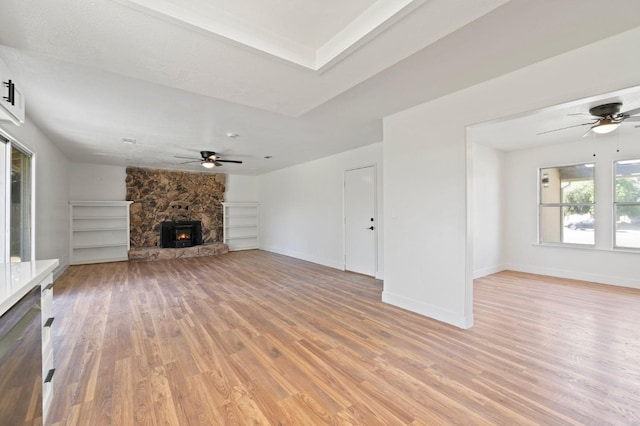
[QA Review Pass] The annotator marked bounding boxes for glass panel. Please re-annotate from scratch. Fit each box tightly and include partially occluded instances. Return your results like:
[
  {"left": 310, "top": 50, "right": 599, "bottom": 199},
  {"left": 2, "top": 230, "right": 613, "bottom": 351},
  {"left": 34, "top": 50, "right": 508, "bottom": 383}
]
[
  {"left": 614, "top": 159, "right": 640, "bottom": 249},
  {"left": 540, "top": 163, "right": 595, "bottom": 203},
  {"left": 540, "top": 206, "right": 594, "bottom": 245},
  {"left": 10, "top": 146, "right": 31, "bottom": 262},
  {"left": 615, "top": 205, "right": 640, "bottom": 248},
  {"left": 615, "top": 159, "right": 640, "bottom": 202},
  {"left": 540, "top": 163, "right": 594, "bottom": 245}
]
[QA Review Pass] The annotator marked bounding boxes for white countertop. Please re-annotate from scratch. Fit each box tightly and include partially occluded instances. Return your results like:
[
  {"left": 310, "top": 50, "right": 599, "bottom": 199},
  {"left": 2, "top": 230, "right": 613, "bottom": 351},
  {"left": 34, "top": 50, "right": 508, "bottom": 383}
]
[{"left": 0, "top": 259, "right": 59, "bottom": 317}]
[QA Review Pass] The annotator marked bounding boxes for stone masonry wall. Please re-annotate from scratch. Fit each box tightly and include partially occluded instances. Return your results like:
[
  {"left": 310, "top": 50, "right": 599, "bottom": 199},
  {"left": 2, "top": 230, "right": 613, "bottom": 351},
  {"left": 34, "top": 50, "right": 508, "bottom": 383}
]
[{"left": 126, "top": 167, "right": 226, "bottom": 248}]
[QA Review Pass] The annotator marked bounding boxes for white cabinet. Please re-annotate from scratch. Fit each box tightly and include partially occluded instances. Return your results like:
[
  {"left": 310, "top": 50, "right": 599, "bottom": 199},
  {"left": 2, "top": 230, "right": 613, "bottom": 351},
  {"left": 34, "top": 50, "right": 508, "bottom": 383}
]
[
  {"left": 70, "top": 201, "right": 132, "bottom": 264},
  {"left": 222, "top": 202, "right": 259, "bottom": 251},
  {"left": 40, "top": 270, "right": 55, "bottom": 422},
  {"left": 0, "top": 57, "right": 25, "bottom": 125},
  {"left": 0, "top": 259, "right": 58, "bottom": 424}
]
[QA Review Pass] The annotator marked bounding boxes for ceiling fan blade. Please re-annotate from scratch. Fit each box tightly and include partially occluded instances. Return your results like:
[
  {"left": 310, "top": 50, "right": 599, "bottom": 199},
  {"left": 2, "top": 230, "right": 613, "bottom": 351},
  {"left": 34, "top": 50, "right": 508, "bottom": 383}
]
[
  {"left": 567, "top": 112, "right": 597, "bottom": 118},
  {"left": 536, "top": 121, "right": 596, "bottom": 135},
  {"left": 179, "top": 160, "right": 200, "bottom": 164},
  {"left": 174, "top": 155, "right": 199, "bottom": 160},
  {"left": 622, "top": 106, "right": 640, "bottom": 117},
  {"left": 215, "top": 159, "right": 243, "bottom": 164},
  {"left": 582, "top": 126, "right": 596, "bottom": 137},
  {"left": 213, "top": 160, "right": 223, "bottom": 167},
  {"left": 624, "top": 116, "right": 640, "bottom": 122}
]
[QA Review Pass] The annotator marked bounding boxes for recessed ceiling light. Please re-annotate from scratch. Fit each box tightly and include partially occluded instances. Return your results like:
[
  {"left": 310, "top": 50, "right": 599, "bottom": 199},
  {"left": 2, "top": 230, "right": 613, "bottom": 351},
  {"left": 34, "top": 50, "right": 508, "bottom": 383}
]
[
  {"left": 121, "top": 138, "right": 136, "bottom": 144},
  {"left": 226, "top": 132, "right": 239, "bottom": 138}
]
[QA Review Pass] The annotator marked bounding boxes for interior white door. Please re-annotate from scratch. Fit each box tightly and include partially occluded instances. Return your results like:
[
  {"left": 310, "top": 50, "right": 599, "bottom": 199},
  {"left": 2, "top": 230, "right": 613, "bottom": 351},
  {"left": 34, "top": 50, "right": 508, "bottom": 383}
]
[{"left": 345, "top": 166, "right": 376, "bottom": 276}]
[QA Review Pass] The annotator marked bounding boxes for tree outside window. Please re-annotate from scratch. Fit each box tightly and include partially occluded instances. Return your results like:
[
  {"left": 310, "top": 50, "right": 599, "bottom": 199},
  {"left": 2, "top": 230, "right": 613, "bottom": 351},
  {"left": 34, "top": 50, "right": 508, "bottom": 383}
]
[{"left": 614, "top": 159, "right": 640, "bottom": 249}]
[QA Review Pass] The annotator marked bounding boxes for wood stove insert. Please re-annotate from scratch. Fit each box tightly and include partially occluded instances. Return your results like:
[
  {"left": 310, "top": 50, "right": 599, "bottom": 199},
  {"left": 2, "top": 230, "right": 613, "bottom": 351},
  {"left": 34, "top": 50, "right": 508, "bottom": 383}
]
[{"left": 160, "top": 221, "right": 202, "bottom": 248}]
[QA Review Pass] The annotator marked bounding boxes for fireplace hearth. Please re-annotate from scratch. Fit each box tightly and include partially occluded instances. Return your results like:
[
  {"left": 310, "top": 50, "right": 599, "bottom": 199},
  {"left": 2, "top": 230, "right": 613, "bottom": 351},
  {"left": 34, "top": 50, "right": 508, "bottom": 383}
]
[{"left": 160, "top": 221, "right": 203, "bottom": 248}]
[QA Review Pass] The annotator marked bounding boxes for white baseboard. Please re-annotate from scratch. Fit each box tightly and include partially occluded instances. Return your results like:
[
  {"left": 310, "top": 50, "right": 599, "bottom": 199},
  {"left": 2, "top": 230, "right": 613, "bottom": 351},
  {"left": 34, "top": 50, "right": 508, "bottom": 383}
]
[
  {"left": 381, "top": 291, "right": 472, "bottom": 329},
  {"left": 52, "top": 262, "right": 69, "bottom": 281},
  {"left": 260, "top": 245, "right": 344, "bottom": 271},
  {"left": 503, "top": 263, "right": 640, "bottom": 290},
  {"left": 375, "top": 269, "right": 384, "bottom": 280},
  {"left": 473, "top": 264, "right": 506, "bottom": 279}
]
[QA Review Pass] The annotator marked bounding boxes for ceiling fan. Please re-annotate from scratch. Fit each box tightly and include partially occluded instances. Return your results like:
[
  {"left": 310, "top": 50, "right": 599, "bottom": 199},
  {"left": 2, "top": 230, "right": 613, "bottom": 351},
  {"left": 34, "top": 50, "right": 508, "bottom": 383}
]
[
  {"left": 175, "top": 151, "right": 243, "bottom": 169},
  {"left": 538, "top": 102, "right": 640, "bottom": 136}
]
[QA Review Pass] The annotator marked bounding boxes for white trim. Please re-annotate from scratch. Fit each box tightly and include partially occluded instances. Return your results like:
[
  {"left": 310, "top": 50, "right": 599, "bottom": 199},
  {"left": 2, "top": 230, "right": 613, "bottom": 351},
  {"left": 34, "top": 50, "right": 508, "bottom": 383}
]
[
  {"left": 381, "top": 290, "right": 472, "bottom": 330},
  {"left": 464, "top": 135, "right": 474, "bottom": 329},
  {"left": 473, "top": 264, "right": 506, "bottom": 279},
  {"left": 1, "top": 140, "right": 9, "bottom": 262},
  {"left": 2, "top": 135, "right": 35, "bottom": 263},
  {"left": 68, "top": 200, "right": 133, "bottom": 206},
  {"left": 261, "top": 245, "right": 344, "bottom": 271},
  {"left": 503, "top": 263, "right": 640, "bottom": 290}
]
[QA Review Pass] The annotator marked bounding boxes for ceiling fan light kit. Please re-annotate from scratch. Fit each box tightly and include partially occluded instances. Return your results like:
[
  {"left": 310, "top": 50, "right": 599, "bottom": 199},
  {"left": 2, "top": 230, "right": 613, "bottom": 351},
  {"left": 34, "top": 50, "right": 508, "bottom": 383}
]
[
  {"left": 591, "top": 118, "right": 621, "bottom": 134},
  {"left": 538, "top": 102, "right": 640, "bottom": 137},
  {"left": 174, "top": 150, "right": 243, "bottom": 169}
]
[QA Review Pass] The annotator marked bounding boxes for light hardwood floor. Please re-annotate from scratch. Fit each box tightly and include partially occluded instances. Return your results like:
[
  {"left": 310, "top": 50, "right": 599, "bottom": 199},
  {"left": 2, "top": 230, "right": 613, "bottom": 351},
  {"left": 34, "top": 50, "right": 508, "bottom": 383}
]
[{"left": 48, "top": 250, "right": 640, "bottom": 425}]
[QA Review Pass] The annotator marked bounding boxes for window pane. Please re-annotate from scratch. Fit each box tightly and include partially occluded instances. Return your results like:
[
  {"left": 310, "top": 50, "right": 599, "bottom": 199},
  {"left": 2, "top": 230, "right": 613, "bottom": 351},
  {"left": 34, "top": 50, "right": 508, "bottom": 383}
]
[
  {"left": 540, "top": 163, "right": 595, "bottom": 202},
  {"left": 615, "top": 159, "right": 640, "bottom": 202},
  {"left": 540, "top": 206, "right": 594, "bottom": 245},
  {"left": 615, "top": 205, "right": 640, "bottom": 248},
  {"left": 10, "top": 146, "right": 31, "bottom": 262},
  {"left": 540, "top": 163, "right": 594, "bottom": 246},
  {"left": 614, "top": 159, "right": 640, "bottom": 249}
]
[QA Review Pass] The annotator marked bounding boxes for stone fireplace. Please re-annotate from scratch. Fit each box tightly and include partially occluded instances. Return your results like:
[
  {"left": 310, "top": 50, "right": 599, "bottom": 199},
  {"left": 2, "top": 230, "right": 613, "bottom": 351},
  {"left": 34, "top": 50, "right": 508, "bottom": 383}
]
[{"left": 126, "top": 167, "right": 228, "bottom": 261}]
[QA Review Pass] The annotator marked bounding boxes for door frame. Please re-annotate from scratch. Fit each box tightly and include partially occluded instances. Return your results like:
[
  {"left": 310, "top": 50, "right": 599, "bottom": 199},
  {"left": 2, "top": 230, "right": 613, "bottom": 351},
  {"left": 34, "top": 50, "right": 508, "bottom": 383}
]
[{"left": 343, "top": 164, "right": 378, "bottom": 276}]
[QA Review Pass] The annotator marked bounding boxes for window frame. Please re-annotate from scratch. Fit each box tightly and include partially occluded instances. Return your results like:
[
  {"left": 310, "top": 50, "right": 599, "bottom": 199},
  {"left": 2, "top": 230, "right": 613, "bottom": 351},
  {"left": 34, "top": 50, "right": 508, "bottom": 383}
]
[
  {"left": 538, "top": 162, "right": 596, "bottom": 246},
  {"left": 1, "top": 129, "right": 35, "bottom": 263},
  {"left": 613, "top": 158, "right": 640, "bottom": 250}
]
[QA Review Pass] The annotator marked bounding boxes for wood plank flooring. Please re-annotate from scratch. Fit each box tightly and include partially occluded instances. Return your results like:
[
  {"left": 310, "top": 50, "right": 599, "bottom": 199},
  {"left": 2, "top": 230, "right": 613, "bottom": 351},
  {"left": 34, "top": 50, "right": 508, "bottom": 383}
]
[{"left": 47, "top": 251, "right": 640, "bottom": 425}]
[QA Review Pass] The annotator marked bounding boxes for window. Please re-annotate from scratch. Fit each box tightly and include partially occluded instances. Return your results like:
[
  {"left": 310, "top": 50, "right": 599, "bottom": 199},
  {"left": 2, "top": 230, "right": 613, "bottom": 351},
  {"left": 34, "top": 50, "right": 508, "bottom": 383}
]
[
  {"left": 614, "top": 159, "right": 640, "bottom": 249},
  {"left": 1, "top": 134, "right": 33, "bottom": 262},
  {"left": 539, "top": 163, "right": 595, "bottom": 245},
  {"left": 10, "top": 145, "right": 32, "bottom": 261}
]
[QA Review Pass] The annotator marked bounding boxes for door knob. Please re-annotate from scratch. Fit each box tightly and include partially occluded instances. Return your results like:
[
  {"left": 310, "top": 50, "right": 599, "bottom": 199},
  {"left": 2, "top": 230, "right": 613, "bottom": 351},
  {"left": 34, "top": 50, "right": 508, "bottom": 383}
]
[{"left": 367, "top": 226, "right": 374, "bottom": 230}]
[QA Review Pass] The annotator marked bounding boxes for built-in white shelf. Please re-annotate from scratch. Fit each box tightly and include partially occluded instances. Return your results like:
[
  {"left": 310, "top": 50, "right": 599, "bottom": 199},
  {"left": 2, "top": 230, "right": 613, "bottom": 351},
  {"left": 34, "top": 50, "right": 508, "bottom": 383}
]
[
  {"left": 70, "top": 201, "right": 132, "bottom": 264},
  {"left": 222, "top": 202, "right": 259, "bottom": 251}
]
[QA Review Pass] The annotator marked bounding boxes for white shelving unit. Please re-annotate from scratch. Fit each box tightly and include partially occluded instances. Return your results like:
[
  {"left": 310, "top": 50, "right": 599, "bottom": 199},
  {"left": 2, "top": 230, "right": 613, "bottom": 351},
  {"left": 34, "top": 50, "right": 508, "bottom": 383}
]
[
  {"left": 69, "top": 201, "right": 132, "bottom": 264},
  {"left": 222, "top": 202, "right": 259, "bottom": 251}
]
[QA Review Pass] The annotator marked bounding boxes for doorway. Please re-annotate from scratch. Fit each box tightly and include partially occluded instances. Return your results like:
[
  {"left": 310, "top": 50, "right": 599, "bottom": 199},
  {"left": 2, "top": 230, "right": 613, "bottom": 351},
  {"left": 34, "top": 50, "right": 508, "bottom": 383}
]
[{"left": 344, "top": 165, "right": 376, "bottom": 276}]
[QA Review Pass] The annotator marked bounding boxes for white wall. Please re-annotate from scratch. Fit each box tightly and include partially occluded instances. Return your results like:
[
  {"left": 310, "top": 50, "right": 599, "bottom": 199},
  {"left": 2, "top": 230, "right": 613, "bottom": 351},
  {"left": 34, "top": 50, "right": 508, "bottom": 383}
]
[
  {"left": 503, "top": 135, "right": 640, "bottom": 289},
  {"left": 70, "top": 164, "right": 259, "bottom": 204},
  {"left": 471, "top": 142, "right": 504, "bottom": 278},
  {"left": 225, "top": 174, "right": 259, "bottom": 202},
  {"left": 383, "top": 26, "right": 640, "bottom": 329},
  {"left": 258, "top": 142, "right": 383, "bottom": 277},
  {"left": 70, "top": 163, "right": 126, "bottom": 200},
  {"left": 0, "top": 120, "right": 70, "bottom": 277}
]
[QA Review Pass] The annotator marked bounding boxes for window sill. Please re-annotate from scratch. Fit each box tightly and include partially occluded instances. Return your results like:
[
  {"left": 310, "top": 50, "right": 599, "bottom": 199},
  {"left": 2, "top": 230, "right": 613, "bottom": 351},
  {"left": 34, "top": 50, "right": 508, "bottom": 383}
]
[{"left": 533, "top": 242, "right": 640, "bottom": 254}]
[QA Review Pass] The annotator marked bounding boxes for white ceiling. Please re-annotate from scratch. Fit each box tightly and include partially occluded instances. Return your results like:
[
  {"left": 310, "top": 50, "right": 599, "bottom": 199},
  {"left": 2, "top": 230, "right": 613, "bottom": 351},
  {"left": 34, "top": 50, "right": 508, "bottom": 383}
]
[
  {"left": 472, "top": 86, "right": 640, "bottom": 152},
  {"left": 2, "top": 0, "right": 640, "bottom": 175},
  {"left": 115, "top": 0, "right": 428, "bottom": 70}
]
